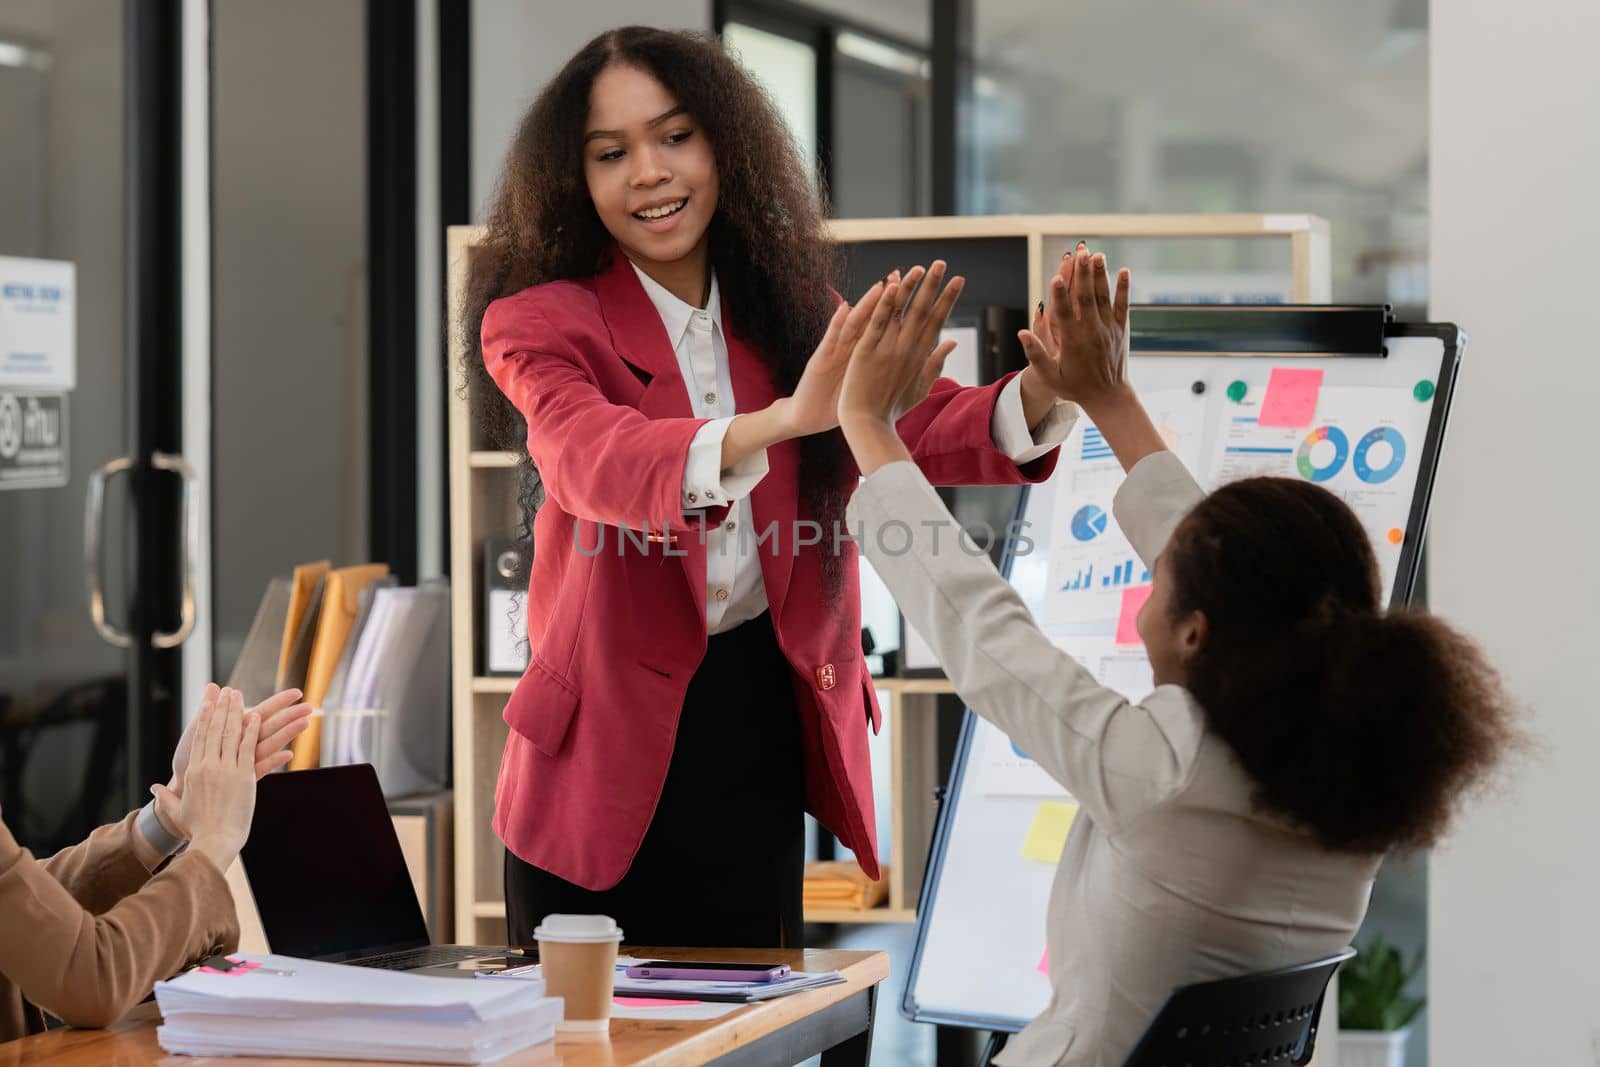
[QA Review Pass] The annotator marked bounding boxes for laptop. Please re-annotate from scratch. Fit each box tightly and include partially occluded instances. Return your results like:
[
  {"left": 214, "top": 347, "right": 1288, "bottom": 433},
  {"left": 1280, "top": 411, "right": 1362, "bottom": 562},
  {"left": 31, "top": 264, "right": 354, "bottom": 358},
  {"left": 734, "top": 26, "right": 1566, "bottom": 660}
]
[{"left": 241, "top": 763, "right": 529, "bottom": 976}]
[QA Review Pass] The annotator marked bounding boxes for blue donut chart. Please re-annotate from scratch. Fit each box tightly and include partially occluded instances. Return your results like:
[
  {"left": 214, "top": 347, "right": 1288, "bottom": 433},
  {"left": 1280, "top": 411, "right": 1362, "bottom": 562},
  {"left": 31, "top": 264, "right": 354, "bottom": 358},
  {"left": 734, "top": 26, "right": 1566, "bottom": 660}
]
[
  {"left": 1070, "top": 504, "right": 1108, "bottom": 542},
  {"left": 1353, "top": 426, "right": 1406, "bottom": 484},
  {"left": 1295, "top": 425, "right": 1349, "bottom": 483}
]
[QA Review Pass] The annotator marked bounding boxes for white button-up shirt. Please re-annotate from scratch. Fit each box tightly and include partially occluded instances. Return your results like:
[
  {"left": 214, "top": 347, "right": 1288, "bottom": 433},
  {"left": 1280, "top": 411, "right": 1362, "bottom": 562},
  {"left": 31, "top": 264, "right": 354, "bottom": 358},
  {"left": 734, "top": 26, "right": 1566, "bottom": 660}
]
[{"left": 630, "top": 260, "right": 1075, "bottom": 634}]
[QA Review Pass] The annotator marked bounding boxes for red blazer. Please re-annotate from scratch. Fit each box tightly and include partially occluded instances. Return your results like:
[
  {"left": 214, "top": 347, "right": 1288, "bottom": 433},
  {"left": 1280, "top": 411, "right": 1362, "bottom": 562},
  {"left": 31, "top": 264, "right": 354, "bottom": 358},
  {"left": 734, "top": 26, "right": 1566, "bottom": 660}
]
[{"left": 482, "top": 247, "right": 1058, "bottom": 890}]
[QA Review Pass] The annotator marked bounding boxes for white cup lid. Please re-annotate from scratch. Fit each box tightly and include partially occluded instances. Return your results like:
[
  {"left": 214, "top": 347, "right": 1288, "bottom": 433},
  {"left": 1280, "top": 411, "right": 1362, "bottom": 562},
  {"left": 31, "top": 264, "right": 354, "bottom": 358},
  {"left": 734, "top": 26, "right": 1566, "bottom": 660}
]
[{"left": 533, "top": 913, "right": 623, "bottom": 943}]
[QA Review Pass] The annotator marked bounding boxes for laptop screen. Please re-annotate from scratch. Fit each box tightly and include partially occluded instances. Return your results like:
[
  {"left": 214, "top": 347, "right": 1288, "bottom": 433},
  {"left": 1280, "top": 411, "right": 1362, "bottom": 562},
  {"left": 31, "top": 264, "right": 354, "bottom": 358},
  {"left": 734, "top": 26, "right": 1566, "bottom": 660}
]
[{"left": 241, "top": 764, "right": 431, "bottom": 961}]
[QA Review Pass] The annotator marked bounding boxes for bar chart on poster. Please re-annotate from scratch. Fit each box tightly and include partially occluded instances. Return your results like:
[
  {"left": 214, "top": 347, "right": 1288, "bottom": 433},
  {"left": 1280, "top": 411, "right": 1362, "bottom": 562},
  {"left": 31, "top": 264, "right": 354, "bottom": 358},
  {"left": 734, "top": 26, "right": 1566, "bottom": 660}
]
[{"left": 903, "top": 318, "right": 1462, "bottom": 1032}]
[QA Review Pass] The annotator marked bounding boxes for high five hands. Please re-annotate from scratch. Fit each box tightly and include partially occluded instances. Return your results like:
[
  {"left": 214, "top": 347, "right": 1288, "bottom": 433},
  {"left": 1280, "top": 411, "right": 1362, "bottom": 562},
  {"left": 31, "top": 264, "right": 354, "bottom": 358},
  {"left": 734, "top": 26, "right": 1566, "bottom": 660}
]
[
  {"left": 836, "top": 261, "right": 965, "bottom": 474},
  {"left": 778, "top": 273, "right": 895, "bottom": 438},
  {"left": 1018, "top": 241, "right": 1132, "bottom": 409},
  {"left": 1022, "top": 243, "right": 1165, "bottom": 472},
  {"left": 819, "top": 244, "right": 1139, "bottom": 476}
]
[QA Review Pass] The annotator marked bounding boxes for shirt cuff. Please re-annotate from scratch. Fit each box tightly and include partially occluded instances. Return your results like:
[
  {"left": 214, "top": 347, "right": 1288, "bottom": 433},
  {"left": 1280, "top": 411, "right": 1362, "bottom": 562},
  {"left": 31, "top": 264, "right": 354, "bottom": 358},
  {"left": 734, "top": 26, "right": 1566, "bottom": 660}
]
[
  {"left": 134, "top": 798, "right": 185, "bottom": 871},
  {"left": 991, "top": 374, "right": 1076, "bottom": 464},
  {"left": 680, "top": 416, "right": 770, "bottom": 509}
]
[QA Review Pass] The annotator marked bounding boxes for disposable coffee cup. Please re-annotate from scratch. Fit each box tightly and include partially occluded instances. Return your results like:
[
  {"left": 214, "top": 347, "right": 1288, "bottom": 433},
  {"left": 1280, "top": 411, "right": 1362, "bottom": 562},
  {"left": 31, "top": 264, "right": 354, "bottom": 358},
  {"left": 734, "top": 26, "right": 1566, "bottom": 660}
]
[{"left": 534, "top": 914, "right": 623, "bottom": 1039}]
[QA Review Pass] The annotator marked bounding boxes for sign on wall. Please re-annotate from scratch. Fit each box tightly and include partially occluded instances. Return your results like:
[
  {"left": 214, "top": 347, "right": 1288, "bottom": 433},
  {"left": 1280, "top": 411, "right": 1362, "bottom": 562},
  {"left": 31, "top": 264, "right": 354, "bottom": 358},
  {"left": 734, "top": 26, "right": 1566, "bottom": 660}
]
[
  {"left": 0, "top": 392, "right": 68, "bottom": 490},
  {"left": 0, "top": 256, "right": 77, "bottom": 391}
]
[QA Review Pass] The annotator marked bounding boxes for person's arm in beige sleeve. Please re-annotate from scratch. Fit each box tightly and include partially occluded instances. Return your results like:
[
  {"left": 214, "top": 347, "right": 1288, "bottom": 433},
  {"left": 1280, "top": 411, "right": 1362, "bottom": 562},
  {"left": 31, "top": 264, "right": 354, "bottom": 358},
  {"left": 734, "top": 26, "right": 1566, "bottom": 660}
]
[
  {"left": 32, "top": 807, "right": 174, "bottom": 920},
  {"left": 34, "top": 809, "right": 156, "bottom": 908},
  {"left": 838, "top": 251, "right": 1216, "bottom": 827},
  {"left": 0, "top": 688, "right": 264, "bottom": 1036},
  {"left": 0, "top": 814, "right": 239, "bottom": 1032},
  {"left": 38, "top": 684, "right": 309, "bottom": 918}
]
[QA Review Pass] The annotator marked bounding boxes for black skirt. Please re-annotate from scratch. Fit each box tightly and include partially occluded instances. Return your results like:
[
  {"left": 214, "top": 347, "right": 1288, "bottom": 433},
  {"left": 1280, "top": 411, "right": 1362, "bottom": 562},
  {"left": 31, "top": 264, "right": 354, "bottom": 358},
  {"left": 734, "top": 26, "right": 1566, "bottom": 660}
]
[{"left": 504, "top": 611, "right": 805, "bottom": 949}]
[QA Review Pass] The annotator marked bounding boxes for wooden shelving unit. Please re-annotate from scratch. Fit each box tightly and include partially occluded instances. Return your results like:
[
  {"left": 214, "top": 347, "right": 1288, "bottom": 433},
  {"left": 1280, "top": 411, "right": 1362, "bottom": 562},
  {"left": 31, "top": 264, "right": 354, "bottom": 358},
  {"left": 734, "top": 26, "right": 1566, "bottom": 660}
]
[{"left": 447, "top": 215, "right": 1330, "bottom": 942}]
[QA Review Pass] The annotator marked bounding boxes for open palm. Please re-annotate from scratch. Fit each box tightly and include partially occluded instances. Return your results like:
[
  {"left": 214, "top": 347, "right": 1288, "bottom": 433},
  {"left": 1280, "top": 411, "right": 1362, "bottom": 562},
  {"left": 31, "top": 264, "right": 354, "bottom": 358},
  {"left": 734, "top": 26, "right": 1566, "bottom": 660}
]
[
  {"left": 1017, "top": 244, "right": 1131, "bottom": 407},
  {"left": 169, "top": 683, "right": 312, "bottom": 793},
  {"left": 782, "top": 276, "right": 893, "bottom": 437}
]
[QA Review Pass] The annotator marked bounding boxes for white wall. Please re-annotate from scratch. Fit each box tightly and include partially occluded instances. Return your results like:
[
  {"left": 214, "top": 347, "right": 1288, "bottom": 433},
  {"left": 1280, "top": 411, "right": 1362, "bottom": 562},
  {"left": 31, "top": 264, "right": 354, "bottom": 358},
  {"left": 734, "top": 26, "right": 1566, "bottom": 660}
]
[
  {"left": 1428, "top": 2, "right": 1600, "bottom": 1064},
  {"left": 470, "top": 0, "right": 711, "bottom": 219}
]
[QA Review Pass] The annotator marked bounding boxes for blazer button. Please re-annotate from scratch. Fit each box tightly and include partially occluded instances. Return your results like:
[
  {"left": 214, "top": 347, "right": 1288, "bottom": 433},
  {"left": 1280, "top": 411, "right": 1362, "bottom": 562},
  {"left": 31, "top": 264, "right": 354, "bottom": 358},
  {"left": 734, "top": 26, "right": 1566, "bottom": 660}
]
[
  {"left": 816, "top": 663, "right": 836, "bottom": 690},
  {"left": 715, "top": 588, "right": 730, "bottom": 602},
  {"left": 687, "top": 492, "right": 698, "bottom": 503}
]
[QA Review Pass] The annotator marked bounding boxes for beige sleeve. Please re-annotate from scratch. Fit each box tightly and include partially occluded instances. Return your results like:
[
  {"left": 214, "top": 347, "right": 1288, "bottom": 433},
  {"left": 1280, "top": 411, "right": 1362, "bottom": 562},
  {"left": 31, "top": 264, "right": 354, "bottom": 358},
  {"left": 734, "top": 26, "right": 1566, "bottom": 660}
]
[
  {"left": 847, "top": 462, "right": 1207, "bottom": 830},
  {"left": 0, "top": 812, "right": 239, "bottom": 1029},
  {"left": 1111, "top": 450, "right": 1208, "bottom": 568}
]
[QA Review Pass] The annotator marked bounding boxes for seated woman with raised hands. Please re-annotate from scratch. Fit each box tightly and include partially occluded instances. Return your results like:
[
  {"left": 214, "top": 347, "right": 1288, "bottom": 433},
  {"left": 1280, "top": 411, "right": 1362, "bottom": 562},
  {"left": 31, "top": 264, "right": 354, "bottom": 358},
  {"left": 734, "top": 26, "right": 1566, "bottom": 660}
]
[
  {"left": 0, "top": 685, "right": 309, "bottom": 1039},
  {"left": 835, "top": 247, "right": 1520, "bottom": 1067}
]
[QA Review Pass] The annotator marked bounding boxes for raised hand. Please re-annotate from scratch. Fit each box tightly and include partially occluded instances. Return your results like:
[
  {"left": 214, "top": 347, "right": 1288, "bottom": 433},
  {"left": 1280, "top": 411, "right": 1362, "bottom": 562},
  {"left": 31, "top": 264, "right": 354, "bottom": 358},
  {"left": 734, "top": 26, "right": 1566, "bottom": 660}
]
[
  {"left": 1018, "top": 242, "right": 1131, "bottom": 408},
  {"left": 777, "top": 276, "right": 892, "bottom": 438},
  {"left": 170, "top": 684, "right": 312, "bottom": 792},
  {"left": 838, "top": 261, "right": 965, "bottom": 430},
  {"left": 153, "top": 688, "right": 260, "bottom": 871},
  {"left": 159, "top": 683, "right": 310, "bottom": 841}
]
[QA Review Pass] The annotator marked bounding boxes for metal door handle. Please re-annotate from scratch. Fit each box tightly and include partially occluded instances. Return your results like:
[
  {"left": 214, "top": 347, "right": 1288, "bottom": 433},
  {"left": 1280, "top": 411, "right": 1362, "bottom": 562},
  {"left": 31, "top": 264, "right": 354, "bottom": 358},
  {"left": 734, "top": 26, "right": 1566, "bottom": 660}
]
[
  {"left": 151, "top": 451, "right": 197, "bottom": 649},
  {"left": 85, "top": 456, "right": 136, "bottom": 648}
]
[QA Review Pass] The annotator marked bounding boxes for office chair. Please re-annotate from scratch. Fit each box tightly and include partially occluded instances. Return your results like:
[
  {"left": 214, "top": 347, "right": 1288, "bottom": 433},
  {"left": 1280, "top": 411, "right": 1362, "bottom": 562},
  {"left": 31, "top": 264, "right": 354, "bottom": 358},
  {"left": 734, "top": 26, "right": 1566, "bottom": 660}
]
[{"left": 1119, "top": 948, "right": 1356, "bottom": 1067}]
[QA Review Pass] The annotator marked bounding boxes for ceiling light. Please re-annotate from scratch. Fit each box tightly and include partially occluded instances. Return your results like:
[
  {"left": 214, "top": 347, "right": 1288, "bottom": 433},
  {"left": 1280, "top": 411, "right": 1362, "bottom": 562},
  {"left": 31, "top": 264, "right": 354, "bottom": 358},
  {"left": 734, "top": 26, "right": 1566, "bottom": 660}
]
[{"left": 837, "top": 32, "right": 926, "bottom": 79}]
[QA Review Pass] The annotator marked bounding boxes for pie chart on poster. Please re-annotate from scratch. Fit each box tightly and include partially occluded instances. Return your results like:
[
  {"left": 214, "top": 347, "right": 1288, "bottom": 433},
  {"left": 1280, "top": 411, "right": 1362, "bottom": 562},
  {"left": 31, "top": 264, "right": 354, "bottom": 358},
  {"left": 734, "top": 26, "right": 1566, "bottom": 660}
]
[
  {"left": 1354, "top": 426, "right": 1406, "bottom": 484},
  {"left": 1296, "top": 425, "right": 1349, "bottom": 483},
  {"left": 1070, "top": 505, "right": 1108, "bottom": 542}
]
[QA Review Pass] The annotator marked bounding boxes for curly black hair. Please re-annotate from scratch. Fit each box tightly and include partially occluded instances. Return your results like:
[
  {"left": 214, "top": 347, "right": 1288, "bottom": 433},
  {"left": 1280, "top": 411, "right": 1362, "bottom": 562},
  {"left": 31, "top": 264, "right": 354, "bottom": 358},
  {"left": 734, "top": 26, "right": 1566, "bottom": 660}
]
[
  {"left": 1164, "top": 476, "right": 1523, "bottom": 854},
  {"left": 459, "top": 26, "right": 851, "bottom": 598}
]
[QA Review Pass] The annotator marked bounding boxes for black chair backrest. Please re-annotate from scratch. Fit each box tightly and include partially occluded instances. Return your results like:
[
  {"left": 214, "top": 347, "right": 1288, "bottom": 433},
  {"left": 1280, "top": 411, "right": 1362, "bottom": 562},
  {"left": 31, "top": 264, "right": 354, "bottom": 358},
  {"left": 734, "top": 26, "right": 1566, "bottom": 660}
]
[{"left": 1120, "top": 949, "right": 1356, "bottom": 1067}]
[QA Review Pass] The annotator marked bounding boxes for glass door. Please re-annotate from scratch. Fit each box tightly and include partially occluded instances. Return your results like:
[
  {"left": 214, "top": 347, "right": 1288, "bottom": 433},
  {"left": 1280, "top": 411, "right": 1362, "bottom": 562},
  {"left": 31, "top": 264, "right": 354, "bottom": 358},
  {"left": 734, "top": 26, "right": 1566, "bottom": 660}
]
[{"left": 0, "top": 0, "right": 187, "bottom": 852}]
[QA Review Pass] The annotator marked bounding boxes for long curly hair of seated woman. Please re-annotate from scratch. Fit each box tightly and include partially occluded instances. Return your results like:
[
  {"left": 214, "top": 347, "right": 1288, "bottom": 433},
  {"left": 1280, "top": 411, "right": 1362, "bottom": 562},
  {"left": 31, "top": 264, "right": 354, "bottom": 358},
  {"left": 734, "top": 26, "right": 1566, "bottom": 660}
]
[
  {"left": 460, "top": 26, "right": 850, "bottom": 598},
  {"left": 1162, "top": 476, "right": 1523, "bottom": 854}
]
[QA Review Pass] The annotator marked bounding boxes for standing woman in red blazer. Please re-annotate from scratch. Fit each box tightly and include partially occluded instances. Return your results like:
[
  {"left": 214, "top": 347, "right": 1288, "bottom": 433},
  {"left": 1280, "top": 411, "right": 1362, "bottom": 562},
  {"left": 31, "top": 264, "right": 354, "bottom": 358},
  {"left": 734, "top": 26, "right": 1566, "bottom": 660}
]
[{"left": 465, "top": 26, "right": 1073, "bottom": 950}]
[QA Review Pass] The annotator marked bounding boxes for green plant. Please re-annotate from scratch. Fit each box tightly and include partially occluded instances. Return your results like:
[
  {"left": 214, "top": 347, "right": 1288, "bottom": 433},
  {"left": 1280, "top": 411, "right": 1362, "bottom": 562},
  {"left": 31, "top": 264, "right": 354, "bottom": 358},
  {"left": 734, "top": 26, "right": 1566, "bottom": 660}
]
[{"left": 1338, "top": 936, "right": 1425, "bottom": 1032}]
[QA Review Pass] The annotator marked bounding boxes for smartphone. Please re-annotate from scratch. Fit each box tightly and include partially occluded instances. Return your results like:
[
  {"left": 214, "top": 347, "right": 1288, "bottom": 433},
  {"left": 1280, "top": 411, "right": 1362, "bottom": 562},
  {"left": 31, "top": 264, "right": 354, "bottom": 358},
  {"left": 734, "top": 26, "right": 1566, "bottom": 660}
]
[{"left": 624, "top": 960, "right": 791, "bottom": 983}]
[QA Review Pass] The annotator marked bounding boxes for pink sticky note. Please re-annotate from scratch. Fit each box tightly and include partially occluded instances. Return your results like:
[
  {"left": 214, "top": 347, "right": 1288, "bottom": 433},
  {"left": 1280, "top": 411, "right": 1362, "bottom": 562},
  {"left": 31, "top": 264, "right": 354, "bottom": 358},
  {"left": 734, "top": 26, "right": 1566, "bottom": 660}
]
[
  {"left": 1257, "top": 367, "right": 1324, "bottom": 428},
  {"left": 615, "top": 996, "right": 702, "bottom": 1008},
  {"left": 1116, "top": 585, "right": 1154, "bottom": 646},
  {"left": 1037, "top": 949, "right": 1050, "bottom": 975}
]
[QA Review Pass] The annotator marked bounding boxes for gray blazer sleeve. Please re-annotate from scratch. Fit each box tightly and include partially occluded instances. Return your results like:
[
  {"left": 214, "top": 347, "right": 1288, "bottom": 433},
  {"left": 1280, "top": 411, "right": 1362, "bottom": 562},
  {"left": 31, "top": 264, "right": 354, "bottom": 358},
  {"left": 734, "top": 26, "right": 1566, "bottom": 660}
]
[
  {"left": 847, "top": 451, "right": 1209, "bottom": 831},
  {"left": 1112, "top": 450, "right": 1208, "bottom": 570}
]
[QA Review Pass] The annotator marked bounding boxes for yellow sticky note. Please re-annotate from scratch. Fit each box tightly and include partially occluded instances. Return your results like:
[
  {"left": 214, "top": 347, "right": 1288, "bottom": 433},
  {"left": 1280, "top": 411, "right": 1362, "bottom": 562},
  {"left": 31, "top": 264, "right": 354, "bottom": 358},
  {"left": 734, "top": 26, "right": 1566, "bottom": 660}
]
[{"left": 1021, "top": 801, "right": 1079, "bottom": 864}]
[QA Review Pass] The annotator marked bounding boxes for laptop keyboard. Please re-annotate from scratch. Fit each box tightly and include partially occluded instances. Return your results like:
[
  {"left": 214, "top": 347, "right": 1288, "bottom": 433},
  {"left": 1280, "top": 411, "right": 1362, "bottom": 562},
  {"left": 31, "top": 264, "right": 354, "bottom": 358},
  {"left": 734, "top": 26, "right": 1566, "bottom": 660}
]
[{"left": 352, "top": 945, "right": 495, "bottom": 971}]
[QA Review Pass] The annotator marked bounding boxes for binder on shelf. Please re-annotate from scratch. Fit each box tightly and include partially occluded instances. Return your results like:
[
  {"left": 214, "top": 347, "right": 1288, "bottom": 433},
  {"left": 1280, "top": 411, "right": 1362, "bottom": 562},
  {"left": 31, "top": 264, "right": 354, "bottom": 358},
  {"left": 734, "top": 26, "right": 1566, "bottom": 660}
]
[
  {"left": 305, "top": 564, "right": 392, "bottom": 706},
  {"left": 294, "top": 563, "right": 392, "bottom": 770},
  {"left": 323, "top": 581, "right": 452, "bottom": 797},
  {"left": 275, "top": 561, "right": 330, "bottom": 692},
  {"left": 227, "top": 577, "right": 292, "bottom": 705},
  {"left": 320, "top": 574, "right": 398, "bottom": 723},
  {"left": 481, "top": 536, "right": 529, "bottom": 676}
]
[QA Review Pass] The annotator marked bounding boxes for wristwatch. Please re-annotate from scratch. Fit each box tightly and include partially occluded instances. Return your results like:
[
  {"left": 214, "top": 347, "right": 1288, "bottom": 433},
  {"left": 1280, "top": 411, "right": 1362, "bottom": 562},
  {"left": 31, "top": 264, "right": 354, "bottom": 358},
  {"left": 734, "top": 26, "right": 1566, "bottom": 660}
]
[{"left": 137, "top": 798, "right": 186, "bottom": 857}]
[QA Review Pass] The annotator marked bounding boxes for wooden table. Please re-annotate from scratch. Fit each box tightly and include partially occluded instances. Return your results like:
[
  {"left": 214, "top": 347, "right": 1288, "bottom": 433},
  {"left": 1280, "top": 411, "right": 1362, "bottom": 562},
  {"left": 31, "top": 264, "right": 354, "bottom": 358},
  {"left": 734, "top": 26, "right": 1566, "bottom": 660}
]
[{"left": 0, "top": 948, "right": 890, "bottom": 1067}]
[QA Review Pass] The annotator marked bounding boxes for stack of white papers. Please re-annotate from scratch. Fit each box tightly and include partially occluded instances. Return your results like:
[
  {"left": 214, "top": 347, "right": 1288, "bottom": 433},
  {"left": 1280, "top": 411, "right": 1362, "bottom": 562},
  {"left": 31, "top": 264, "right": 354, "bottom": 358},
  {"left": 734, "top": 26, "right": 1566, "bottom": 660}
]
[{"left": 155, "top": 954, "right": 563, "bottom": 1064}]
